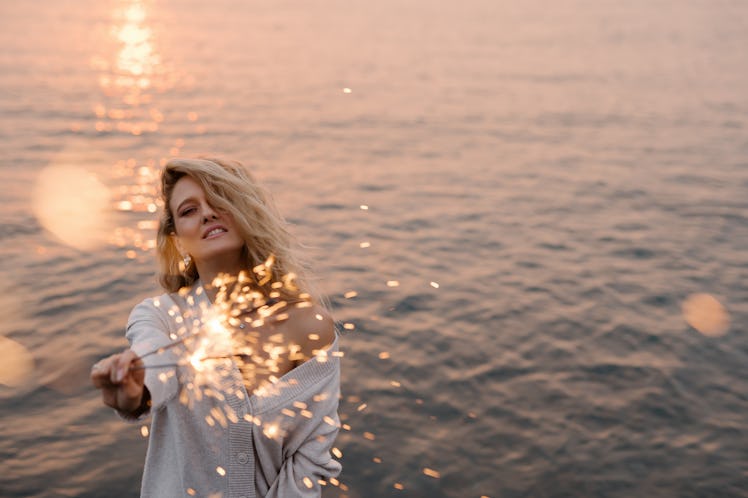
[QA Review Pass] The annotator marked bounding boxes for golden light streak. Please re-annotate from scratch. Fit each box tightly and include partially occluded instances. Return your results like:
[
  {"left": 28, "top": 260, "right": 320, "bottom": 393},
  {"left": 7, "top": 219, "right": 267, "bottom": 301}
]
[
  {"left": 323, "top": 416, "right": 338, "bottom": 427},
  {"left": 393, "top": 483, "right": 404, "bottom": 490},
  {"left": 216, "top": 466, "right": 226, "bottom": 476},
  {"left": 344, "top": 291, "right": 358, "bottom": 299},
  {"left": 343, "top": 323, "right": 355, "bottom": 330},
  {"left": 343, "top": 88, "right": 352, "bottom": 93},
  {"left": 303, "top": 477, "right": 314, "bottom": 489},
  {"left": 0, "top": 336, "right": 34, "bottom": 387},
  {"left": 187, "top": 488, "right": 196, "bottom": 496},
  {"left": 373, "top": 457, "right": 382, "bottom": 464},
  {"left": 357, "top": 403, "right": 367, "bottom": 412},
  {"left": 378, "top": 352, "right": 390, "bottom": 360},
  {"left": 682, "top": 293, "right": 730, "bottom": 337},
  {"left": 332, "top": 447, "right": 342, "bottom": 458},
  {"left": 359, "top": 241, "right": 371, "bottom": 248},
  {"left": 360, "top": 205, "right": 368, "bottom": 210},
  {"left": 390, "top": 380, "right": 401, "bottom": 387},
  {"left": 363, "top": 432, "right": 376, "bottom": 440},
  {"left": 140, "top": 426, "right": 149, "bottom": 437},
  {"left": 430, "top": 281, "right": 440, "bottom": 288},
  {"left": 423, "top": 468, "right": 441, "bottom": 479},
  {"left": 386, "top": 280, "right": 400, "bottom": 287},
  {"left": 329, "top": 477, "right": 340, "bottom": 486}
]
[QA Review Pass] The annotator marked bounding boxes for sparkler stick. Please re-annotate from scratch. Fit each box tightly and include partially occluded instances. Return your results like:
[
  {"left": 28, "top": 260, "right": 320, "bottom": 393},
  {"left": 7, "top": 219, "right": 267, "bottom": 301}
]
[
  {"left": 132, "top": 355, "right": 234, "bottom": 370},
  {"left": 133, "top": 297, "right": 308, "bottom": 361}
]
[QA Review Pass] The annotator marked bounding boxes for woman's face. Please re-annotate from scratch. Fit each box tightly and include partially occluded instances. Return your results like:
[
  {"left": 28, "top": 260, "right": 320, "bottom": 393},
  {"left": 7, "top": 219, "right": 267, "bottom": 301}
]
[{"left": 169, "top": 175, "right": 244, "bottom": 268}]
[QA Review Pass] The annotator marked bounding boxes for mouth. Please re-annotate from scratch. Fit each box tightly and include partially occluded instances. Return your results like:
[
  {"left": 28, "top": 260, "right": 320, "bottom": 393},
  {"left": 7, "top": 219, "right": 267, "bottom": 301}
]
[{"left": 203, "top": 226, "right": 228, "bottom": 239}]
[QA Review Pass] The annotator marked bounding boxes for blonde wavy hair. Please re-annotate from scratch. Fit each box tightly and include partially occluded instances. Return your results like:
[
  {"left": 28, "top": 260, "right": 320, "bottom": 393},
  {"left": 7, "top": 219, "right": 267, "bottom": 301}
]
[{"left": 156, "top": 157, "right": 312, "bottom": 301}]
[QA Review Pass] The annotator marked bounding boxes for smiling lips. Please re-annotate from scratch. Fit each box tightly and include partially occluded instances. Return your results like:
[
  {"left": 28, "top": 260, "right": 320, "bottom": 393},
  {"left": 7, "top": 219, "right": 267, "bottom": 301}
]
[{"left": 203, "top": 225, "right": 228, "bottom": 239}]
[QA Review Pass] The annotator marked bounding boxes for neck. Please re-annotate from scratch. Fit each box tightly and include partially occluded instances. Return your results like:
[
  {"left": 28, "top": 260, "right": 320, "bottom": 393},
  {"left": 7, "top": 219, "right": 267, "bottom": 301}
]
[{"left": 195, "top": 257, "right": 245, "bottom": 303}]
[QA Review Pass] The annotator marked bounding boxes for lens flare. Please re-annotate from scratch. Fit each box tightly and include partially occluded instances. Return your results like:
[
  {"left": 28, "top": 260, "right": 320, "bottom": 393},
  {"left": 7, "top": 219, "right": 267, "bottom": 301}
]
[{"left": 33, "top": 164, "right": 111, "bottom": 250}]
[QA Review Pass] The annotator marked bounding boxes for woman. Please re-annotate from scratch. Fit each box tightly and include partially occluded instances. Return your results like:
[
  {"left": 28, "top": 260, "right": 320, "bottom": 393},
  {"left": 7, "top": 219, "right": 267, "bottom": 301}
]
[{"left": 91, "top": 158, "right": 341, "bottom": 498}]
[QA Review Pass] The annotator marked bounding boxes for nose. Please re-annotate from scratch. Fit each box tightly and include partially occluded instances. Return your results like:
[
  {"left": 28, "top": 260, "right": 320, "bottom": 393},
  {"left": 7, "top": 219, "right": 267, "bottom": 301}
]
[{"left": 201, "top": 202, "right": 219, "bottom": 223}]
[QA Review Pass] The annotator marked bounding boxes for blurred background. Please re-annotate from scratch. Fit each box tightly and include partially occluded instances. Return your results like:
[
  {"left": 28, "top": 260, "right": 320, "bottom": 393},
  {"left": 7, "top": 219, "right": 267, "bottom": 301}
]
[{"left": 1, "top": 0, "right": 747, "bottom": 496}]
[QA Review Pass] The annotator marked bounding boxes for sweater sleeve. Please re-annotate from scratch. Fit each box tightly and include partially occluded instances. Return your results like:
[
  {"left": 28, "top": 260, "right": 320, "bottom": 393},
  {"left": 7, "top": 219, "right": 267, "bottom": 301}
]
[
  {"left": 263, "top": 370, "right": 342, "bottom": 497},
  {"left": 125, "top": 298, "right": 180, "bottom": 413}
]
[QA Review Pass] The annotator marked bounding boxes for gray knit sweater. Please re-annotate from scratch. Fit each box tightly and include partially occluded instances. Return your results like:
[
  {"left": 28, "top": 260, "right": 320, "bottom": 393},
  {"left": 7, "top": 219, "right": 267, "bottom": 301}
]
[{"left": 125, "top": 284, "right": 342, "bottom": 498}]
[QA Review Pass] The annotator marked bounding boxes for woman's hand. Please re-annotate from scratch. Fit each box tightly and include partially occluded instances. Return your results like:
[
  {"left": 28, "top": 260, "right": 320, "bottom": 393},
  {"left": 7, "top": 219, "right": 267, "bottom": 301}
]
[{"left": 90, "top": 349, "right": 147, "bottom": 416}]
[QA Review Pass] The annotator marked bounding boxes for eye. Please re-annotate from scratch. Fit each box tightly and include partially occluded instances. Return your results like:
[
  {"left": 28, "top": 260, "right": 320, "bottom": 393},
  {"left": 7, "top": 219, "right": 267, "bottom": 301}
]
[{"left": 179, "top": 207, "right": 196, "bottom": 217}]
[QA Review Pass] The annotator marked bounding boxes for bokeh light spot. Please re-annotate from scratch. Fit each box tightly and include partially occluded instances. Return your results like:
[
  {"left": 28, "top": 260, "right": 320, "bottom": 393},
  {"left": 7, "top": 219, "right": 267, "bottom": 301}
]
[
  {"left": 33, "top": 164, "right": 111, "bottom": 250},
  {"left": 682, "top": 293, "right": 730, "bottom": 337},
  {"left": 0, "top": 336, "right": 34, "bottom": 387}
]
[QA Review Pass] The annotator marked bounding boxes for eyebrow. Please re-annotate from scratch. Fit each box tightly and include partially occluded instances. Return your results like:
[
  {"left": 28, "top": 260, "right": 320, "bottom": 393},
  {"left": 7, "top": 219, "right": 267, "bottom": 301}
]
[{"left": 175, "top": 197, "right": 198, "bottom": 214}]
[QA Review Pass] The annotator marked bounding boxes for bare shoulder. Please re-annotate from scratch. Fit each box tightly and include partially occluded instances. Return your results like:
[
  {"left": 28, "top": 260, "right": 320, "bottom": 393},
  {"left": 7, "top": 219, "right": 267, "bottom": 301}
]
[{"left": 286, "top": 303, "right": 336, "bottom": 358}]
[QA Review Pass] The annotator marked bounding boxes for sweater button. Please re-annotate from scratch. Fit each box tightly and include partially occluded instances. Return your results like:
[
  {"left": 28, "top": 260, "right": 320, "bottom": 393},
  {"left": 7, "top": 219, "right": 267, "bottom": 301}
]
[{"left": 236, "top": 452, "right": 248, "bottom": 464}]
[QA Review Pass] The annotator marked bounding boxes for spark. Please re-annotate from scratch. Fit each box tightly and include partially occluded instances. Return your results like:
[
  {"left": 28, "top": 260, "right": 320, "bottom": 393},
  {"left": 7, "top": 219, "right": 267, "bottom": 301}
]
[
  {"left": 359, "top": 241, "right": 371, "bottom": 248},
  {"left": 343, "top": 323, "right": 355, "bottom": 330},
  {"left": 357, "top": 403, "right": 367, "bottom": 412},
  {"left": 373, "top": 457, "right": 382, "bottom": 464},
  {"left": 423, "top": 467, "right": 441, "bottom": 479},
  {"left": 332, "top": 447, "right": 343, "bottom": 458},
  {"left": 216, "top": 466, "right": 226, "bottom": 476},
  {"left": 390, "top": 380, "right": 401, "bottom": 387},
  {"left": 378, "top": 352, "right": 390, "bottom": 360},
  {"left": 359, "top": 205, "right": 368, "bottom": 210},
  {"left": 386, "top": 280, "right": 399, "bottom": 287},
  {"left": 329, "top": 477, "right": 340, "bottom": 486},
  {"left": 394, "top": 483, "right": 404, "bottom": 490},
  {"left": 303, "top": 477, "right": 314, "bottom": 489},
  {"left": 186, "top": 488, "right": 196, "bottom": 496},
  {"left": 140, "top": 426, "right": 149, "bottom": 437},
  {"left": 363, "top": 432, "right": 376, "bottom": 440},
  {"left": 430, "top": 281, "right": 440, "bottom": 288},
  {"left": 344, "top": 291, "right": 358, "bottom": 299},
  {"left": 343, "top": 88, "right": 352, "bottom": 94}
]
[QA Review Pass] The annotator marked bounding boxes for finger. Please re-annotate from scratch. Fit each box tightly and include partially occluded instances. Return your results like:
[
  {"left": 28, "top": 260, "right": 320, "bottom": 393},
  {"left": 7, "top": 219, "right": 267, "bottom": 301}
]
[
  {"left": 109, "top": 353, "right": 123, "bottom": 384},
  {"left": 91, "top": 356, "right": 115, "bottom": 388},
  {"left": 114, "top": 349, "right": 140, "bottom": 383}
]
